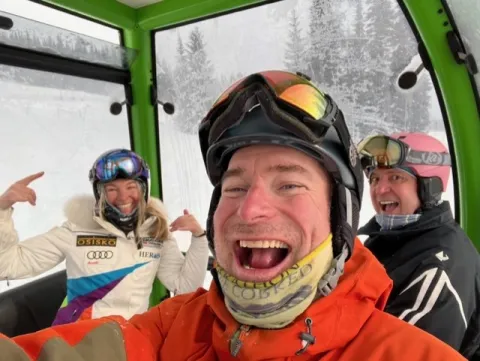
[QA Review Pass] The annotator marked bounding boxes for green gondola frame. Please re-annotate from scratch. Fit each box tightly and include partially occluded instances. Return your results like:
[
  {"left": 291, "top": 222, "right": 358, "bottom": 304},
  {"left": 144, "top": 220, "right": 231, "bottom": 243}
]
[{"left": 0, "top": 0, "right": 477, "bottom": 335}]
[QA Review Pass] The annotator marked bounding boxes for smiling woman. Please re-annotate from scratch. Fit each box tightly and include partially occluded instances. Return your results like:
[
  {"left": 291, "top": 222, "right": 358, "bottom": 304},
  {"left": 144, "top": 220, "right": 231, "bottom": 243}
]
[
  {"left": 0, "top": 148, "right": 210, "bottom": 326},
  {"left": 104, "top": 179, "right": 141, "bottom": 216}
]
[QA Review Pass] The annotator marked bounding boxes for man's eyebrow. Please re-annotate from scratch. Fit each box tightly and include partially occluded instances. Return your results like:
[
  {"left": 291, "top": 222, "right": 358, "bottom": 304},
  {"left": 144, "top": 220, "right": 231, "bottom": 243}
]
[
  {"left": 221, "top": 164, "right": 312, "bottom": 183},
  {"left": 374, "top": 168, "right": 401, "bottom": 176},
  {"left": 267, "top": 164, "right": 310, "bottom": 175},
  {"left": 221, "top": 167, "right": 245, "bottom": 183}
]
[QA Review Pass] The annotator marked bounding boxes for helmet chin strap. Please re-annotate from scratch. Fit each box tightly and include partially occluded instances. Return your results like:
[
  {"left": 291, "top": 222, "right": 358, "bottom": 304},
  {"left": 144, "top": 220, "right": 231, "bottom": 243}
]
[
  {"left": 106, "top": 201, "right": 136, "bottom": 217},
  {"left": 95, "top": 180, "right": 147, "bottom": 236},
  {"left": 103, "top": 202, "right": 139, "bottom": 235}
]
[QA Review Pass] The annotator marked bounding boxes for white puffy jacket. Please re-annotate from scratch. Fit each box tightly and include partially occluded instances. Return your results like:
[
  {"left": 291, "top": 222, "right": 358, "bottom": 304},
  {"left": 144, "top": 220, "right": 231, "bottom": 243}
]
[{"left": 0, "top": 195, "right": 209, "bottom": 324}]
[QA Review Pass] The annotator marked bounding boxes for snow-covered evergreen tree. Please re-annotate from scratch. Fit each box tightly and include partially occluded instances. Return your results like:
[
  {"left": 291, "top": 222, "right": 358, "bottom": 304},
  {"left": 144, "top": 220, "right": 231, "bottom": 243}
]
[
  {"left": 284, "top": 8, "right": 307, "bottom": 74},
  {"left": 174, "top": 27, "right": 215, "bottom": 133}
]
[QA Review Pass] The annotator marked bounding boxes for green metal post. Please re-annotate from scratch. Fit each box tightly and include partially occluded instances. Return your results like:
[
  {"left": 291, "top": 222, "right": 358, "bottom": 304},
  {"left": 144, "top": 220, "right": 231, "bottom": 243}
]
[
  {"left": 122, "top": 27, "right": 162, "bottom": 200},
  {"left": 123, "top": 26, "right": 168, "bottom": 304},
  {"left": 402, "top": 0, "right": 480, "bottom": 248}
]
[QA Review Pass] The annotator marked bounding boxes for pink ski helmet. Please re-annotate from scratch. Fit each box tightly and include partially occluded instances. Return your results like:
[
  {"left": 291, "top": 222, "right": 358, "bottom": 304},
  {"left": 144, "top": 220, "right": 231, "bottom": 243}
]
[
  {"left": 358, "top": 131, "right": 452, "bottom": 208},
  {"left": 390, "top": 132, "right": 451, "bottom": 191}
]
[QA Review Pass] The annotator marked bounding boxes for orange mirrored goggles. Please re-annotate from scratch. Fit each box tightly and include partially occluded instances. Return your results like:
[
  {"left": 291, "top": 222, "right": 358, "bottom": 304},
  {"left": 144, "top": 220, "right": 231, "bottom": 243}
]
[
  {"left": 210, "top": 70, "right": 329, "bottom": 121},
  {"left": 200, "top": 70, "right": 339, "bottom": 147}
]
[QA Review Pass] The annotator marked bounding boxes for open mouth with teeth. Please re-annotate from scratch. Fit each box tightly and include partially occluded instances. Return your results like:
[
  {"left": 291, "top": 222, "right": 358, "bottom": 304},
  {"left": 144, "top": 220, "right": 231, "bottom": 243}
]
[
  {"left": 380, "top": 200, "right": 399, "bottom": 213},
  {"left": 236, "top": 240, "right": 291, "bottom": 270},
  {"left": 114, "top": 203, "right": 136, "bottom": 215}
]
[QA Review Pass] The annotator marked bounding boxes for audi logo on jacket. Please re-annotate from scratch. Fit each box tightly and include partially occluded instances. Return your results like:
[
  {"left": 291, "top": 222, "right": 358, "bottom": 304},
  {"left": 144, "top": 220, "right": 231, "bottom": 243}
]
[{"left": 87, "top": 251, "right": 114, "bottom": 260}]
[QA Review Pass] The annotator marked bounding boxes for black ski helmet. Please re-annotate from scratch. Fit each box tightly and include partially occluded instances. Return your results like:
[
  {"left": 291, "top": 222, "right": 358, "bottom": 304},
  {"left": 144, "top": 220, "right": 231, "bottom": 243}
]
[{"left": 198, "top": 70, "right": 364, "bottom": 260}]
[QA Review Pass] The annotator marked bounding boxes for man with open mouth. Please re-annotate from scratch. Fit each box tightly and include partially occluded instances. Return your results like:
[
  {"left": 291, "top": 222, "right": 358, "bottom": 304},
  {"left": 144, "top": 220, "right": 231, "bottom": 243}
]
[
  {"left": 0, "top": 72, "right": 465, "bottom": 360},
  {"left": 357, "top": 132, "right": 480, "bottom": 360}
]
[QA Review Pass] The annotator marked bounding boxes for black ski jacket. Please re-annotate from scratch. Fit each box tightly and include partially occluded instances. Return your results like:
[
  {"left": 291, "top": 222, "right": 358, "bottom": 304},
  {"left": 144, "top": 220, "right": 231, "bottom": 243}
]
[{"left": 359, "top": 202, "right": 480, "bottom": 360}]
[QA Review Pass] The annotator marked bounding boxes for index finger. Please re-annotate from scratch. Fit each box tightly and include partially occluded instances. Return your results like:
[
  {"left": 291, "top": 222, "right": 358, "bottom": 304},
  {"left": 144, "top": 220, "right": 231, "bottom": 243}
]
[{"left": 17, "top": 171, "right": 45, "bottom": 186}]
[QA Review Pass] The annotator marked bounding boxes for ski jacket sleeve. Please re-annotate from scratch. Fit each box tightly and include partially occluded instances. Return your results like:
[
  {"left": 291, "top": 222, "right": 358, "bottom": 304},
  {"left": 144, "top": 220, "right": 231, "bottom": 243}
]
[
  {"left": 0, "top": 208, "right": 69, "bottom": 279},
  {"left": 155, "top": 234, "right": 209, "bottom": 295},
  {"left": 0, "top": 316, "right": 156, "bottom": 361},
  {"left": 0, "top": 291, "right": 199, "bottom": 361},
  {"left": 386, "top": 255, "right": 473, "bottom": 352}
]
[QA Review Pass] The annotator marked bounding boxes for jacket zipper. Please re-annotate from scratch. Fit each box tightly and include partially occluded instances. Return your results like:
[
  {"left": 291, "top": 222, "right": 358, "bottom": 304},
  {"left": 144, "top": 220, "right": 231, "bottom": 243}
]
[{"left": 230, "top": 324, "right": 251, "bottom": 357}]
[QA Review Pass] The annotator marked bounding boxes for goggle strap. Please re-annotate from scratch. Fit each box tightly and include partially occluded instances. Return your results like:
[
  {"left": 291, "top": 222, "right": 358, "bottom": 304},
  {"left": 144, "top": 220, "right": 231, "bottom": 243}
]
[
  {"left": 208, "top": 89, "right": 250, "bottom": 144},
  {"left": 209, "top": 84, "right": 323, "bottom": 145},
  {"left": 256, "top": 91, "right": 319, "bottom": 142},
  {"left": 208, "top": 81, "right": 271, "bottom": 144},
  {"left": 317, "top": 94, "right": 338, "bottom": 127},
  {"left": 406, "top": 150, "right": 451, "bottom": 166},
  {"left": 330, "top": 109, "right": 358, "bottom": 166}
]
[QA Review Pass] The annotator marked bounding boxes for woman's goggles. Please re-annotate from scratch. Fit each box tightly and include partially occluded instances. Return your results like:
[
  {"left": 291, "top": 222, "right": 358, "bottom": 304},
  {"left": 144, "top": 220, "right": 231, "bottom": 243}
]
[{"left": 90, "top": 151, "right": 149, "bottom": 183}]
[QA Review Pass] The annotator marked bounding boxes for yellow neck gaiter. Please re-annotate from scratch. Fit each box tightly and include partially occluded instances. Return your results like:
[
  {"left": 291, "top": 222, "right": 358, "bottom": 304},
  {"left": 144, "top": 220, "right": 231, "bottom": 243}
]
[{"left": 216, "top": 234, "right": 334, "bottom": 329}]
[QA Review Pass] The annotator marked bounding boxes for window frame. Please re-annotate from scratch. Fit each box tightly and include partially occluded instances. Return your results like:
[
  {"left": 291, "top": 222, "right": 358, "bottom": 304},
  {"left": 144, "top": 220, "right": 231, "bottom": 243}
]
[{"left": 150, "top": 0, "right": 460, "bottom": 222}]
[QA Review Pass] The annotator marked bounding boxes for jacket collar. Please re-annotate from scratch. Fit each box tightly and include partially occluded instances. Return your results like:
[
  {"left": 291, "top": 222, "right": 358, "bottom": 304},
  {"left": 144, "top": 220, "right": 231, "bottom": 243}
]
[
  {"left": 359, "top": 201, "right": 453, "bottom": 238},
  {"left": 206, "top": 239, "right": 392, "bottom": 358},
  {"left": 63, "top": 194, "right": 157, "bottom": 237},
  {"left": 359, "top": 201, "right": 454, "bottom": 256}
]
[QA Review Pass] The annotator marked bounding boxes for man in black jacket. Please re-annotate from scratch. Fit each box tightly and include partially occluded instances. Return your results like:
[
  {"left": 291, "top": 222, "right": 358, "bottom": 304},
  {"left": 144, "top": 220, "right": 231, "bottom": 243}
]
[{"left": 357, "top": 131, "right": 480, "bottom": 360}]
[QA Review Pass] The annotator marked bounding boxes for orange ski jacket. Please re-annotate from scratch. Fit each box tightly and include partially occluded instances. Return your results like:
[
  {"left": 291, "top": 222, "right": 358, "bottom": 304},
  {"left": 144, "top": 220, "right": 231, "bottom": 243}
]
[{"left": 1, "top": 240, "right": 466, "bottom": 361}]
